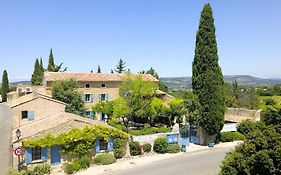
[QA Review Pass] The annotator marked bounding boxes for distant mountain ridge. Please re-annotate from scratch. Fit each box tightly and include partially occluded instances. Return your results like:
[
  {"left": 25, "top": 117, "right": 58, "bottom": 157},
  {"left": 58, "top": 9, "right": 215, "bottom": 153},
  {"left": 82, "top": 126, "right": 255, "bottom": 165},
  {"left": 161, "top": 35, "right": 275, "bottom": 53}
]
[{"left": 160, "top": 75, "right": 281, "bottom": 89}]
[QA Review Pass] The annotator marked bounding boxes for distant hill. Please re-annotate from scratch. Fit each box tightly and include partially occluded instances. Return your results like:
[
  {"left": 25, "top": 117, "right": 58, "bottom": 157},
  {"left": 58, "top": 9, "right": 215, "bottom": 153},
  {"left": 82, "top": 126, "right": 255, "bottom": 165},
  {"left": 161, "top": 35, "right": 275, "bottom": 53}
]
[
  {"left": 160, "top": 75, "right": 281, "bottom": 90},
  {"left": 10, "top": 81, "right": 31, "bottom": 85}
]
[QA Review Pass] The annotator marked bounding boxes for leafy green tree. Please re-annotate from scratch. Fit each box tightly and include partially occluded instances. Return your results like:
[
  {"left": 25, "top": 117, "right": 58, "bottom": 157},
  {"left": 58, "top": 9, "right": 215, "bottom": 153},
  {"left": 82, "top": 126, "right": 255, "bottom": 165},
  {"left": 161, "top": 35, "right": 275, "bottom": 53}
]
[
  {"left": 93, "top": 101, "right": 114, "bottom": 118},
  {"left": 31, "top": 58, "right": 42, "bottom": 85},
  {"left": 1, "top": 70, "right": 9, "bottom": 102},
  {"left": 119, "top": 76, "right": 158, "bottom": 124},
  {"left": 192, "top": 3, "right": 225, "bottom": 136},
  {"left": 167, "top": 98, "right": 186, "bottom": 125},
  {"left": 115, "top": 59, "right": 126, "bottom": 73},
  {"left": 112, "top": 97, "right": 132, "bottom": 132},
  {"left": 261, "top": 108, "right": 281, "bottom": 126},
  {"left": 52, "top": 79, "right": 85, "bottom": 115},
  {"left": 97, "top": 65, "right": 101, "bottom": 73},
  {"left": 150, "top": 97, "right": 169, "bottom": 125}
]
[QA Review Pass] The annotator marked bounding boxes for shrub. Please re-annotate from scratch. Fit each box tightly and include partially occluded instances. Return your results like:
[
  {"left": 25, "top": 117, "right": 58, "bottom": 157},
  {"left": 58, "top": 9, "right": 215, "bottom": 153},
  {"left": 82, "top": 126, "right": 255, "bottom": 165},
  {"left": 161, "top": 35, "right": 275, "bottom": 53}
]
[
  {"left": 237, "top": 119, "right": 257, "bottom": 135},
  {"left": 108, "top": 120, "right": 127, "bottom": 132},
  {"left": 167, "top": 144, "right": 181, "bottom": 153},
  {"left": 113, "top": 138, "right": 127, "bottom": 159},
  {"left": 153, "top": 138, "right": 168, "bottom": 153},
  {"left": 143, "top": 143, "right": 152, "bottom": 153},
  {"left": 64, "top": 163, "right": 75, "bottom": 174},
  {"left": 93, "top": 153, "right": 116, "bottom": 165},
  {"left": 64, "top": 158, "right": 82, "bottom": 174},
  {"left": 220, "top": 132, "right": 245, "bottom": 142},
  {"left": 129, "top": 127, "right": 171, "bottom": 136},
  {"left": 73, "top": 156, "right": 91, "bottom": 169},
  {"left": 129, "top": 141, "right": 141, "bottom": 156},
  {"left": 264, "top": 98, "right": 276, "bottom": 106},
  {"left": 32, "top": 163, "right": 51, "bottom": 175}
]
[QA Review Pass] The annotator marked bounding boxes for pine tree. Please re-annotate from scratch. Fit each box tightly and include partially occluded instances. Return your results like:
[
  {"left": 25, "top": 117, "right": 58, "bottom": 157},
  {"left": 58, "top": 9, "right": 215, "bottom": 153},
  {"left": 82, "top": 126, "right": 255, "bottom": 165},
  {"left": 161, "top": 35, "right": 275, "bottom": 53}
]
[
  {"left": 97, "top": 65, "right": 101, "bottom": 73},
  {"left": 1, "top": 70, "right": 9, "bottom": 102},
  {"left": 111, "top": 69, "right": 114, "bottom": 74},
  {"left": 115, "top": 59, "right": 126, "bottom": 73},
  {"left": 192, "top": 4, "right": 225, "bottom": 137},
  {"left": 31, "top": 58, "right": 41, "bottom": 85},
  {"left": 47, "top": 49, "right": 55, "bottom": 71}
]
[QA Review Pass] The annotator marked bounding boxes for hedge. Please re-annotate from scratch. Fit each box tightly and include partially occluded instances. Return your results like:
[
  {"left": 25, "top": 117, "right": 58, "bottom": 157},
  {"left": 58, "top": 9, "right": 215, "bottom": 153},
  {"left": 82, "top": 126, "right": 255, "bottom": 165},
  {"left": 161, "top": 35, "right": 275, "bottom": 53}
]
[
  {"left": 93, "top": 153, "right": 116, "bottom": 165},
  {"left": 153, "top": 138, "right": 168, "bottom": 153},
  {"left": 129, "top": 127, "right": 171, "bottom": 136},
  {"left": 167, "top": 144, "right": 181, "bottom": 153},
  {"left": 220, "top": 132, "right": 245, "bottom": 142}
]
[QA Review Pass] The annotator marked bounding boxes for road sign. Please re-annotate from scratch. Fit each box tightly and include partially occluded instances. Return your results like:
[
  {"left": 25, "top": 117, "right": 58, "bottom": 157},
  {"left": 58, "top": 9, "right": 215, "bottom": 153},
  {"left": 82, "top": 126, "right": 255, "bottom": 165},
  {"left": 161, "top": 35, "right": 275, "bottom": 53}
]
[{"left": 14, "top": 147, "right": 24, "bottom": 156}]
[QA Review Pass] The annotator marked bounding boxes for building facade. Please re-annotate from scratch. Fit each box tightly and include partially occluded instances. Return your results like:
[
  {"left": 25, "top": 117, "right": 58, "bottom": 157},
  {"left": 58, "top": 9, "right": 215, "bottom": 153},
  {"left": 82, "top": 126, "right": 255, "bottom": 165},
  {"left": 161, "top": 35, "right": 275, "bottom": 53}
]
[{"left": 43, "top": 72, "right": 159, "bottom": 121}]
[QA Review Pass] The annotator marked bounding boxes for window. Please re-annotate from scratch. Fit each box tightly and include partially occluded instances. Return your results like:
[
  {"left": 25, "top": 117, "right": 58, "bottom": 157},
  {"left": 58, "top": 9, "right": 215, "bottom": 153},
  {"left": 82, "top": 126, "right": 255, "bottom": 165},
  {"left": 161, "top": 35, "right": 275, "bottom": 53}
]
[
  {"left": 85, "top": 111, "right": 90, "bottom": 118},
  {"left": 100, "top": 94, "right": 106, "bottom": 101},
  {"left": 85, "top": 94, "right": 91, "bottom": 102},
  {"left": 100, "top": 139, "right": 108, "bottom": 151},
  {"left": 32, "top": 147, "right": 41, "bottom": 161},
  {"left": 86, "top": 84, "right": 90, "bottom": 88},
  {"left": 21, "top": 111, "right": 28, "bottom": 119},
  {"left": 101, "top": 83, "right": 106, "bottom": 88}
]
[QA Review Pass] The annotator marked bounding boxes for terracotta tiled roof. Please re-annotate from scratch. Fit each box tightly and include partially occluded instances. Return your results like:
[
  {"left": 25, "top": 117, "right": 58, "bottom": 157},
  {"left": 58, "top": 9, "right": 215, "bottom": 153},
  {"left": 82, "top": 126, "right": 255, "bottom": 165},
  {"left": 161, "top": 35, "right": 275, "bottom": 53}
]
[
  {"left": 11, "top": 112, "right": 114, "bottom": 143},
  {"left": 9, "top": 92, "right": 67, "bottom": 108},
  {"left": 44, "top": 72, "right": 159, "bottom": 83}
]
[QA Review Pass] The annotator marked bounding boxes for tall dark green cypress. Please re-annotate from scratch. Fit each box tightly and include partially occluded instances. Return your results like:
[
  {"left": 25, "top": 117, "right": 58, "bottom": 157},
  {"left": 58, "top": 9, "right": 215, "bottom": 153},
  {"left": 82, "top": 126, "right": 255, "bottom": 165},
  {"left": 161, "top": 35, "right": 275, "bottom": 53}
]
[
  {"left": 47, "top": 49, "right": 55, "bottom": 71},
  {"left": 31, "top": 58, "right": 41, "bottom": 85},
  {"left": 1, "top": 70, "right": 9, "bottom": 102},
  {"left": 97, "top": 65, "right": 101, "bottom": 73},
  {"left": 39, "top": 58, "right": 44, "bottom": 83},
  {"left": 192, "top": 4, "right": 225, "bottom": 136}
]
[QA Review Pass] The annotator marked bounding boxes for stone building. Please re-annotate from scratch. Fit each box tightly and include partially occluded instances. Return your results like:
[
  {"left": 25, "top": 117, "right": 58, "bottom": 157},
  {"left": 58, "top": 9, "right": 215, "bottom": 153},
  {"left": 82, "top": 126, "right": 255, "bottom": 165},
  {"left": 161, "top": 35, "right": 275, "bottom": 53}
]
[
  {"left": 43, "top": 72, "right": 159, "bottom": 121},
  {"left": 9, "top": 92, "right": 116, "bottom": 168}
]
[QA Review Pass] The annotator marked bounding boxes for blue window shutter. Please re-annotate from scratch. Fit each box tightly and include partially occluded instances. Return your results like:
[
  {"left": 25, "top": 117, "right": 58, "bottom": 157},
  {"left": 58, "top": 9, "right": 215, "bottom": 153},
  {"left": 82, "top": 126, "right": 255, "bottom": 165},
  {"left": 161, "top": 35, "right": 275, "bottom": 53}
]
[
  {"left": 25, "top": 148, "right": 32, "bottom": 164},
  {"left": 27, "top": 111, "right": 34, "bottom": 121},
  {"left": 90, "top": 111, "right": 94, "bottom": 119},
  {"left": 99, "top": 94, "right": 102, "bottom": 102},
  {"left": 106, "top": 94, "right": 109, "bottom": 102},
  {"left": 82, "top": 95, "right": 86, "bottom": 101},
  {"left": 51, "top": 146, "right": 61, "bottom": 164},
  {"left": 41, "top": 147, "right": 48, "bottom": 161},
  {"left": 107, "top": 137, "right": 113, "bottom": 151},
  {"left": 96, "top": 138, "right": 100, "bottom": 153},
  {"left": 90, "top": 94, "right": 93, "bottom": 102}
]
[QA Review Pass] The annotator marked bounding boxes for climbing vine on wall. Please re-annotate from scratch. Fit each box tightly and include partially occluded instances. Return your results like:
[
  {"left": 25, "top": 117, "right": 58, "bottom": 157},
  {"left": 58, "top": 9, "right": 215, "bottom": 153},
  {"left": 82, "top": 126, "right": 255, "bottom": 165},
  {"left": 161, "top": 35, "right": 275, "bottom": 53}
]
[{"left": 23, "top": 125, "right": 128, "bottom": 156}]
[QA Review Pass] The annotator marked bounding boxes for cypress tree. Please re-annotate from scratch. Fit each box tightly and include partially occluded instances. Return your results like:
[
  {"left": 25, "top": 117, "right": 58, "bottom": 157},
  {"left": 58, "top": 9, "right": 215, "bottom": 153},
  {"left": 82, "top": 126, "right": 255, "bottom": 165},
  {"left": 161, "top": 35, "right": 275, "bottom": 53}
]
[
  {"left": 97, "top": 65, "right": 101, "bottom": 73},
  {"left": 31, "top": 58, "right": 41, "bottom": 85},
  {"left": 39, "top": 58, "right": 44, "bottom": 84},
  {"left": 192, "top": 4, "right": 225, "bottom": 136},
  {"left": 1, "top": 70, "right": 9, "bottom": 102},
  {"left": 115, "top": 59, "right": 126, "bottom": 73},
  {"left": 47, "top": 49, "right": 55, "bottom": 71}
]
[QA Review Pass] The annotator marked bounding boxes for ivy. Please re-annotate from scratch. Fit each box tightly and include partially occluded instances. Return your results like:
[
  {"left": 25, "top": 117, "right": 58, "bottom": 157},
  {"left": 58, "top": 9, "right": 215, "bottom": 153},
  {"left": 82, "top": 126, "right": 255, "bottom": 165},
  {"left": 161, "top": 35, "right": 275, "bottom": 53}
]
[{"left": 23, "top": 125, "right": 128, "bottom": 156}]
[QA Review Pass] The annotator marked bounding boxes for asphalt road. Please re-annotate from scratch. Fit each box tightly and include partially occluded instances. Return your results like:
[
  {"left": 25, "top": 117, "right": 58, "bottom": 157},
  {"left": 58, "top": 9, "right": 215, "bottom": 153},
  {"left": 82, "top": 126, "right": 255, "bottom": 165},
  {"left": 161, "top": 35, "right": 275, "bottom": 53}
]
[
  {"left": 102, "top": 147, "right": 233, "bottom": 175},
  {"left": 0, "top": 104, "right": 13, "bottom": 175}
]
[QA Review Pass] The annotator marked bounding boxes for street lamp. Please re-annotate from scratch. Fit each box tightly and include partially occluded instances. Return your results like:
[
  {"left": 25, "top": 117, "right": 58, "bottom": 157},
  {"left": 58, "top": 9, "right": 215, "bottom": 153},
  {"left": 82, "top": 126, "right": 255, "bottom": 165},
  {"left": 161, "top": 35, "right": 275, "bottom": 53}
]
[
  {"left": 16, "top": 129, "right": 21, "bottom": 140},
  {"left": 16, "top": 128, "right": 21, "bottom": 172}
]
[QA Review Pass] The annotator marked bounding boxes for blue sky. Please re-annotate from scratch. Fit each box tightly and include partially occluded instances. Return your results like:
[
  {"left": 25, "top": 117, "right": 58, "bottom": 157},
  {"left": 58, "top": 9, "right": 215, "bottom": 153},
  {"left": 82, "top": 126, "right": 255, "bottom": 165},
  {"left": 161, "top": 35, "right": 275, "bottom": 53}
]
[{"left": 1, "top": 0, "right": 281, "bottom": 81}]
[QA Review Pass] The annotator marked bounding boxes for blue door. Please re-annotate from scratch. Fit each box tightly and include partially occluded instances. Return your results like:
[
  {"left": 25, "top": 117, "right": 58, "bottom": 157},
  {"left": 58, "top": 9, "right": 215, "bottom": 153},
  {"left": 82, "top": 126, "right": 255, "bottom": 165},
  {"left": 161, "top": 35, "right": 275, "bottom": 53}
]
[{"left": 51, "top": 146, "right": 61, "bottom": 164}]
